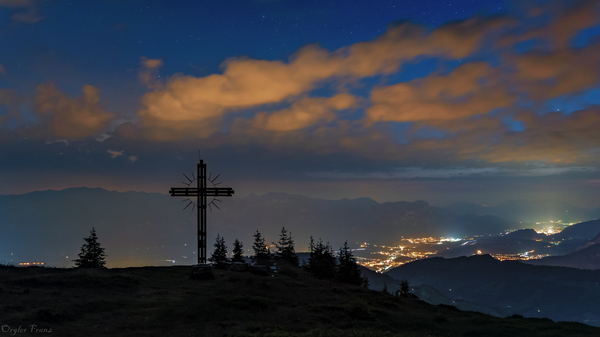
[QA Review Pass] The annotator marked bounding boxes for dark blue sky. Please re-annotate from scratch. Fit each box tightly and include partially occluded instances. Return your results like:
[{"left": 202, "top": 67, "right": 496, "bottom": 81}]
[{"left": 1, "top": 0, "right": 600, "bottom": 207}]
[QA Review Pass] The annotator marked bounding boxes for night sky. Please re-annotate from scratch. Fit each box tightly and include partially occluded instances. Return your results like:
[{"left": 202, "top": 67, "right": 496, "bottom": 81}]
[{"left": 1, "top": 0, "right": 600, "bottom": 207}]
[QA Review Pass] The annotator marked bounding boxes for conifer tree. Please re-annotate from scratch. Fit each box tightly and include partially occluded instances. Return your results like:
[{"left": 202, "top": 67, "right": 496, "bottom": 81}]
[
  {"left": 306, "top": 237, "right": 336, "bottom": 279},
  {"left": 382, "top": 282, "right": 389, "bottom": 294},
  {"left": 232, "top": 238, "right": 244, "bottom": 263},
  {"left": 73, "top": 227, "right": 107, "bottom": 269},
  {"left": 274, "top": 226, "right": 299, "bottom": 266},
  {"left": 336, "top": 240, "right": 367, "bottom": 286},
  {"left": 251, "top": 230, "right": 270, "bottom": 265},
  {"left": 209, "top": 234, "right": 229, "bottom": 263},
  {"left": 362, "top": 274, "right": 370, "bottom": 289},
  {"left": 399, "top": 279, "right": 410, "bottom": 297}
]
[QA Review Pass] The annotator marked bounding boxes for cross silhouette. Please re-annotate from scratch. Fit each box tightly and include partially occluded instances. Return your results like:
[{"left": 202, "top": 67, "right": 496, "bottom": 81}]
[{"left": 169, "top": 159, "right": 234, "bottom": 265}]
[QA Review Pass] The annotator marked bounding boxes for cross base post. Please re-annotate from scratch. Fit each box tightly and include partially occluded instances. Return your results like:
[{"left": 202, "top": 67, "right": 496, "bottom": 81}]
[{"left": 190, "top": 263, "right": 214, "bottom": 280}]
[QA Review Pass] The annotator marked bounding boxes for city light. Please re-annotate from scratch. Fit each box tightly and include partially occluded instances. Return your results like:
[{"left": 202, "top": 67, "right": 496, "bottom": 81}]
[
  {"left": 356, "top": 220, "right": 574, "bottom": 273},
  {"left": 356, "top": 236, "right": 466, "bottom": 272},
  {"left": 18, "top": 262, "right": 45, "bottom": 266}
]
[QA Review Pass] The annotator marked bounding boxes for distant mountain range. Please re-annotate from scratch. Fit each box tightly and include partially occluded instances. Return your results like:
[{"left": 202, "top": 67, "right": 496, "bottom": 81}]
[
  {"left": 436, "top": 220, "right": 600, "bottom": 261},
  {"left": 0, "top": 188, "right": 519, "bottom": 268},
  {"left": 386, "top": 254, "right": 600, "bottom": 326},
  {"left": 447, "top": 200, "right": 600, "bottom": 223},
  {"left": 435, "top": 228, "right": 559, "bottom": 258},
  {"left": 550, "top": 219, "right": 600, "bottom": 241},
  {"left": 524, "top": 243, "right": 600, "bottom": 270},
  {"left": 524, "top": 226, "right": 600, "bottom": 270}
]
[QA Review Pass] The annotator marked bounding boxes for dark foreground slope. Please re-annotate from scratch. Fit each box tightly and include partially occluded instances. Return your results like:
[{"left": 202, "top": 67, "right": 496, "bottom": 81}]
[{"left": 1, "top": 265, "right": 599, "bottom": 337}]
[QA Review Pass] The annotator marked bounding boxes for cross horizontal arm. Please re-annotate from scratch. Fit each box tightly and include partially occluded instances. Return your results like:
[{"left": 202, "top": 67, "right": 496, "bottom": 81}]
[{"left": 169, "top": 187, "right": 235, "bottom": 197}]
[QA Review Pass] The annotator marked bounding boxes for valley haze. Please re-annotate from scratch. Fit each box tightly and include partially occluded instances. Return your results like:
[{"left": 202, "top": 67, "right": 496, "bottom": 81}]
[{"left": 1, "top": 187, "right": 598, "bottom": 268}]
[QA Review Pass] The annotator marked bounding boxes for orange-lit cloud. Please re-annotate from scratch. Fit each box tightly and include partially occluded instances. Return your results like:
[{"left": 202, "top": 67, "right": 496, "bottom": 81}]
[
  {"left": 138, "top": 45, "right": 340, "bottom": 129},
  {"left": 33, "top": 83, "right": 116, "bottom": 139},
  {"left": 4, "top": 0, "right": 598, "bottom": 174},
  {"left": 406, "top": 106, "right": 600, "bottom": 165},
  {"left": 546, "top": 0, "right": 599, "bottom": 48},
  {"left": 136, "top": 18, "right": 509, "bottom": 140},
  {"left": 130, "top": 0, "right": 600, "bottom": 167},
  {"left": 496, "top": 107, "right": 600, "bottom": 163},
  {"left": 365, "top": 63, "right": 513, "bottom": 123},
  {"left": 500, "top": 0, "right": 600, "bottom": 49},
  {"left": 249, "top": 94, "right": 356, "bottom": 131},
  {"left": 512, "top": 43, "right": 600, "bottom": 99},
  {"left": 107, "top": 150, "right": 123, "bottom": 158}
]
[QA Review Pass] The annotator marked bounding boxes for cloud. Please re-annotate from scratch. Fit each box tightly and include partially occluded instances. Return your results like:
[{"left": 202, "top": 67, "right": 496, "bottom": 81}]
[
  {"left": 138, "top": 57, "right": 164, "bottom": 90},
  {"left": 7, "top": 0, "right": 597, "bottom": 175},
  {"left": 0, "top": 89, "right": 23, "bottom": 127},
  {"left": 124, "top": 1, "right": 600, "bottom": 174},
  {"left": 306, "top": 166, "right": 595, "bottom": 180},
  {"left": 492, "top": 107, "right": 600, "bottom": 163},
  {"left": 0, "top": 0, "right": 42, "bottom": 23},
  {"left": 511, "top": 42, "right": 600, "bottom": 100},
  {"left": 546, "top": 0, "right": 599, "bottom": 48},
  {"left": 33, "top": 83, "right": 116, "bottom": 139},
  {"left": 343, "top": 17, "right": 510, "bottom": 77},
  {"left": 365, "top": 62, "right": 514, "bottom": 124},
  {"left": 405, "top": 105, "right": 600, "bottom": 165},
  {"left": 107, "top": 150, "right": 123, "bottom": 158},
  {"left": 248, "top": 93, "right": 356, "bottom": 131},
  {"left": 136, "top": 18, "right": 509, "bottom": 140},
  {"left": 500, "top": 0, "right": 600, "bottom": 49}
]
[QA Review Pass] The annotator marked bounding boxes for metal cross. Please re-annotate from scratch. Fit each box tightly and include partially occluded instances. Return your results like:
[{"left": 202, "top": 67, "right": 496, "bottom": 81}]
[{"left": 169, "top": 159, "right": 234, "bottom": 265}]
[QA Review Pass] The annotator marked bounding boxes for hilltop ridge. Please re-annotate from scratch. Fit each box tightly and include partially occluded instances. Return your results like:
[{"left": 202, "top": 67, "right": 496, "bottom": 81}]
[{"left": 1, "top": 264, "right": 599, "bottom": 336}]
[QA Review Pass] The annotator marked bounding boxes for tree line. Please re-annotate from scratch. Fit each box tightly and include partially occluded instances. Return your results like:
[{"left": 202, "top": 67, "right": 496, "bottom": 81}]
[
  {"left": 72, "top": 227, "right": 412, "bottom": 297},
  {"left": 210, "top": 227, "right": 368, "bottom": 287},
  {"left": 70, "top": 226, "right": 367, "bottom": 288}
]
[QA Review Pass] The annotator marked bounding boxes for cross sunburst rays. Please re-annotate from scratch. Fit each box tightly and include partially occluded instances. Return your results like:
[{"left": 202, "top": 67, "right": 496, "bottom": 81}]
[{"left": 181, "top": 172, "right": 224, "bottom": 212}]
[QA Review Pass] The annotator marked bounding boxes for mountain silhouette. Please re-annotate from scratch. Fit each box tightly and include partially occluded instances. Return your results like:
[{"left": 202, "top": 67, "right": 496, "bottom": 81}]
[
  {"left": 386, "top": 254, "right": 600, "bottom": 326},
  {"left": 1, "top": 188, "right": 516, "bottom": 267},
  {"left": 524, "top": 243, "right": 600, "bottom": 270},
  {"left": 435, "top": 228, "right": 560, "bottom": 258},
  {"left": 447, "top": 200, "right": 595, "bottom": 223},
  {"left": 550, "top": 219, "right": 600, "bottom": 241},
  {"left": 437, "top": 220, "right": 600, "bottom": 259}
]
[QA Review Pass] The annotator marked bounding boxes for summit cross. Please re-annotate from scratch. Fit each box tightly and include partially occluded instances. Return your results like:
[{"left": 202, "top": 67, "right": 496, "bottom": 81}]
[{"left": 169, "top": 159, "right": 234, "bottom": 265}]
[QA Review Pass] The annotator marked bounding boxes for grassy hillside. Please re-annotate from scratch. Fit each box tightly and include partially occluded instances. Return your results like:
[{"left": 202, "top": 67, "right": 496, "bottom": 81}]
[
  {"left": 386, "top": 255, "right": 600, "bottom": 326},
  {"left": 1, "top": 265, "right": 599, "bottom": 337}
]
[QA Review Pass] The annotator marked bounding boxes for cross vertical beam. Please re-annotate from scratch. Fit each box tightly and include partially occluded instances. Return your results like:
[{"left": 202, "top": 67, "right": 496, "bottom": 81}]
[{"left": 198, "top": 160, "right": 206, "bottom": 265}]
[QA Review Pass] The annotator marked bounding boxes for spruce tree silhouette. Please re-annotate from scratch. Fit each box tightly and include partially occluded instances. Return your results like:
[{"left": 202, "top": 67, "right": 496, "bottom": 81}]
[
  {"left": 382, "top": 282, "right": 389, "bottom": 294},
  {"left": 306, "top": 237, "right": 336, "bottom": 280},
  {"left": 209, "top": 234, "right": 229, "bottom": 263},
  {"left": 232, "top": 238, "right": 244, "bottom": 262},
  {"left": 251, "top": 230, "right": 270, "bottom": 265},
  {"left": 399, "top": 279, "right": 410, "bottom": 298},
  {"left": 73, "top": 228, "right": 106, "bottom": 269},
  {"left": 337, "top": 240, "right": 368, "bottom": 286},
  {"left": 274, "top": 227, "right": 299, "bottom": 266}
]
